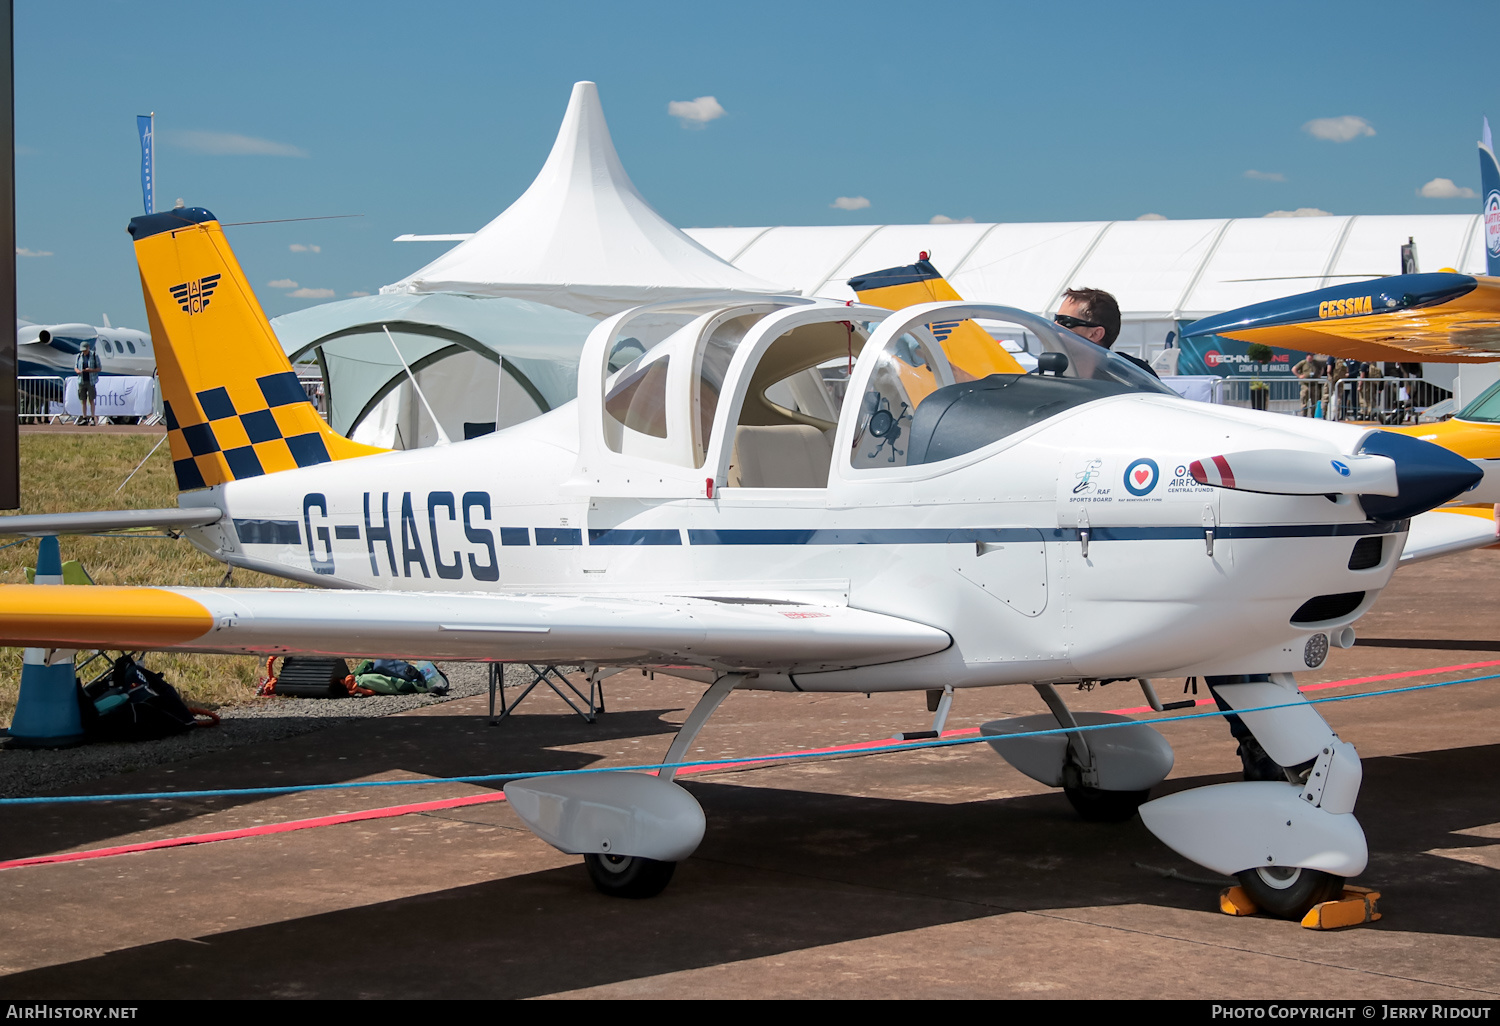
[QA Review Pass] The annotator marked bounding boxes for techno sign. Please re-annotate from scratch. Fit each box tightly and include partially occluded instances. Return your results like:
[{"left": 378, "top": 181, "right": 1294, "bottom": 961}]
[{"left": 1175, "top": 333, "right": 1309, "bottom": 378}]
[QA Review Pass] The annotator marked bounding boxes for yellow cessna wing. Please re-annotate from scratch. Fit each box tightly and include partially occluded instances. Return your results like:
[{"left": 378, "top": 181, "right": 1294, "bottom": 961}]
[
  {"left": 1179, "top": 119, "right": 1500, "bottom": 562},
  {"left": 1186, "top": 118, "right": 1500, "bottom": 368},
  {"left": 1183, "top": 273, "right": 1500, "bottom": 366}
]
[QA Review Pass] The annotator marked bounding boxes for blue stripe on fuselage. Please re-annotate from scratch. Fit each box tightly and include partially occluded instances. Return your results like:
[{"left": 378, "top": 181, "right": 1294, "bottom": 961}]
[{"left": 686, "top": 522, "right": 1403, "bottom": 545}]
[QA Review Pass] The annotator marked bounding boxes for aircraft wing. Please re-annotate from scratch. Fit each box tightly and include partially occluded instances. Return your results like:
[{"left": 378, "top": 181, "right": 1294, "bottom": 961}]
[
  {"left": 1400, "top": 506, "right": 1498, "bottom": 564},
  {"left": 0, "top": 586, "right": 951, "bottom": 673},
  {"left": 1184, "top": 273, "right": 1500, "bottom": 364},
  {"left": 0, "top": 508, "right": 222, "bottom": 536}
]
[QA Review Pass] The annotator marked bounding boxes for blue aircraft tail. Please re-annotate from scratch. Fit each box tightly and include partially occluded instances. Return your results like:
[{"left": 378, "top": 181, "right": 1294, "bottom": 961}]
[{"left": 1482, "top": 117, "right": 1500, "bottom": 277}]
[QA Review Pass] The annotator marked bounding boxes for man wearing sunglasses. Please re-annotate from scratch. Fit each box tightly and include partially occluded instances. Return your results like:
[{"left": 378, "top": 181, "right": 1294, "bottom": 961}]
[{"left": 1054, "top": 287, "right": 1157, "bottom": 377}]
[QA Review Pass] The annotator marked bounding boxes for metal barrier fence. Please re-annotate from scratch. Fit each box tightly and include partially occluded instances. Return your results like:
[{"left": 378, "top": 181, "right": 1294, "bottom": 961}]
[
  {"left": 18, "top": 376, "right": 66, "bottom": 423},
  {"left": 1213, "top": 377, "right": 1451, "bottom": 424},
  {"left": 296, "top": 371, "right": 327, "bottom": 416}
]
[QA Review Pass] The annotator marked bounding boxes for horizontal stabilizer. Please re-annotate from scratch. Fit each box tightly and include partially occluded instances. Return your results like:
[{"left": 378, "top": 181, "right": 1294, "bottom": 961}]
[
  {"left": 0, "top": 586, "right": 952, "bottom": 673},
  {"left": 1190, "top": 451, "right": 1398, "bottom": 496},
  {"left": 0, "top": 508, "right": 222, "bottom": 537},
  {"left": 1400, "top": 507, "right": 1498, "bottom": 564}
]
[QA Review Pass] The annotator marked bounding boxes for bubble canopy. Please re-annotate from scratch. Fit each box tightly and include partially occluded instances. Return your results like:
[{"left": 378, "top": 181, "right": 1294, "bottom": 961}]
[{"left": 566, "top": 297, "right": 1172, "bottom": 498}]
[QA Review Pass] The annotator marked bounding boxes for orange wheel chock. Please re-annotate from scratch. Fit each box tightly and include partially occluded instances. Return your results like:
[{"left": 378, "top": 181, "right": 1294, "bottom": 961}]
[
  {"left": 1219, "top": 886, "right": 1259, "bottom": 916},
  {"left": 1300, "top": 886, "right": 1381, "bottom": 930},
  {"left": 1217, "top": 884, "right": 1382, "bottom": 928}
]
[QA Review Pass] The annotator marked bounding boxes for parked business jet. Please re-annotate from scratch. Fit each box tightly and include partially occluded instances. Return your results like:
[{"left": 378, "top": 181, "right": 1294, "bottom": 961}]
[{"left": 17, "top": 320, "right": 156, "bottom": 378}]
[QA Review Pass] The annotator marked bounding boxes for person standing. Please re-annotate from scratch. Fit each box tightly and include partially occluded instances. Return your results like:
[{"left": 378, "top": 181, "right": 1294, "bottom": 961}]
[
  {"left": 1293, "top": 353, "right": 1326, "bottom": 417},
  {"left": 1325, "top": 356, "right": 1349, "bottom": 420},
  {"left": 74, "top": 340, "right": 101, "bottom": 426},
  {"left": 1358, "top": 360, "right": 1378, "bottom": 421}
]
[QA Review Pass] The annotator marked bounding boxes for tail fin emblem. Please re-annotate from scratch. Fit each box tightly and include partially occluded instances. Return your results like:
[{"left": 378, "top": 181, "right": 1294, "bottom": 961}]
[{"left": 168, "top": 273, "right": 222, "bottom": 315}]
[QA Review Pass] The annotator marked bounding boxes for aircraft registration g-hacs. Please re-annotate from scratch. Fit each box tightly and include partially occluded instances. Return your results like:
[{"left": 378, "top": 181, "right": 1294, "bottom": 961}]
[{"left": 0, "top": 206, "right": 1487, "bottom": 914}]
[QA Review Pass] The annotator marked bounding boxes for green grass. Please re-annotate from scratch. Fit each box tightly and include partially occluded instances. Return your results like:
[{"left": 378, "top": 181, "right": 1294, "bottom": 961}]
[{"left": 1, "top": 432, "right": 301, "bottom": 726}]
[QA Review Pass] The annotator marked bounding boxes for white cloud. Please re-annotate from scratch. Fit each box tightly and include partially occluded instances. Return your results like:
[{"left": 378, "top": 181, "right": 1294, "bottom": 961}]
[
  {"left": 1136, "top": 213, "right": 1168, "bottom": 221},
  {"left": 289, "top": 287, "right": 335, "bottom": 299},
  {"left": 929, "top": 214, "right": 975, "bottom": 224},
  {"left": 1244, "top": 169, "right": 1286, "bottom": 182},
  {"left": 1264, "top": 207, "right": 1333, "bottom": 218},
  {"left": 1418, "top": 177, "right": 1477, "bottom": 199},
  {"left": 1302, "top": 116, "right": 1375, "bottom": 143},
  {"left": 16, "top": 247, "right": 52, "bottom": 257},
  {"left": 667, "top": 96, "right": 726, "bottom": 128},
  {"left": 168, "top": 130, "right": 308, "bottom": 157},
  {"left": 831, "top": 196, "right": 871, "bottom": 211},
  {"left": 267, "top": 279, "right": 299, "bottom": 289},
  {"left": 347, "top": 290, "right": 372, "bottom": 297},
  {"left": 289, "top": 243, "right": 321, "bottom": 253}
]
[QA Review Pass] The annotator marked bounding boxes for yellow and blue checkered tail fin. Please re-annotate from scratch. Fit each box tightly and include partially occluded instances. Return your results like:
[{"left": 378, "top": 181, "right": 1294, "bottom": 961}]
[{"left": 128, "top": 208, "right": 385, "bottom": 492}]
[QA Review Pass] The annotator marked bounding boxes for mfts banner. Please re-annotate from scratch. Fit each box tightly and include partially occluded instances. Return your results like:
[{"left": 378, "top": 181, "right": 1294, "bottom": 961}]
[{"left": 1175, "top": 333, "right": 1309, "bottom": 378}]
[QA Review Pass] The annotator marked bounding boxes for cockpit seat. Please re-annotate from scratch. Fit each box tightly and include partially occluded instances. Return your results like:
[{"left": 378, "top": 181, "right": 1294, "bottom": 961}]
[{"left": 729, "top": 424, "right": 833, "bottom": 488}]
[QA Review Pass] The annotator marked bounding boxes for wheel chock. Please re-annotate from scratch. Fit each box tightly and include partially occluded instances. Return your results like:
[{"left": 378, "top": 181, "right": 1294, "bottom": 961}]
[
  {"left": 1218, "top": 886, "right": 1259, "bottom": 916},
  {"left": 1300, "top": 886, "right": 1381, "bottom": 930},
  {"left": 1217, "top": 885, "right": 1381, "bottom": 928}
]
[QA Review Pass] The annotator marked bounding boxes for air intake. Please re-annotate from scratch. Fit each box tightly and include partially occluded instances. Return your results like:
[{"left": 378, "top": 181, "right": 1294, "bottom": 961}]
[
  {"left": 1291, "top": 592, "right": 1365, "bottom": 625},
  {"left": 1348, "top": 536, "right": 1382, "bottom": 570}
]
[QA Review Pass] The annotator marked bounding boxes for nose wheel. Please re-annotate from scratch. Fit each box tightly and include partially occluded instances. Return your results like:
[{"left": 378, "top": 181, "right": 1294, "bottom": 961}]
[{"left": 1235, "top": 865, "right": 1345, "bottom": 919}]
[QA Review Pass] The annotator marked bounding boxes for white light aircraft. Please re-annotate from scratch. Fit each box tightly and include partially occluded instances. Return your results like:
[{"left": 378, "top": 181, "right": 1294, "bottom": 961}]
[{"left": 0, "top": 207, "right": 1486, "bottom": 915}]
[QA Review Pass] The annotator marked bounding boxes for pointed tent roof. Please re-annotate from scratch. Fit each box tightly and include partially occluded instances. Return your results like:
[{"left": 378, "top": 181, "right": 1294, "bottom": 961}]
[{"left": 382, "top": 82, "right": 787, "bottom": 317}]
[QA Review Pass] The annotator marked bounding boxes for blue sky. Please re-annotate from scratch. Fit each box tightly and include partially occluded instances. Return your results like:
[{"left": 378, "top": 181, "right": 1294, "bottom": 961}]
[{"left": 14, "top": 0, "right": 1497, "bottom": 327}]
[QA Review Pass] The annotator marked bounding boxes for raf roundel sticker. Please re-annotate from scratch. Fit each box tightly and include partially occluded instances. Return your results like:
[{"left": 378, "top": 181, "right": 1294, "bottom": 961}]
[
  {"left": 1123, "top": 458, "right": 1159, "bottom": 496},
  {"left": 1486, "top": 190, "right": 1500, "bottom": 258}
]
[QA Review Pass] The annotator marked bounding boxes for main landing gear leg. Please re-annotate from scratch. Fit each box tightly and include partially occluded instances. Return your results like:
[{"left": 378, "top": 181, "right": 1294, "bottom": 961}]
[
  {"left": 979, "top": 685, "right": 1174, "bottom": 822},
  {"left": 503, "top": 675, "right": 742, "bottom": 899},
  {"left": 1035, "top": 683, "right": 1152, "bottom": 822},
  {"left": 576, "top": 672, "right": 746, "bottom": 898},
  {"left": 659, "top": 673, "right": 744, "bottom": 781}
]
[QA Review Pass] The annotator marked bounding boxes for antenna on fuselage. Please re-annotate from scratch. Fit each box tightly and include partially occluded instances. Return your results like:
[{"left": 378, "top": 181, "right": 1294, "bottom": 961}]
[{"left": 381, "top": 324, "right": 451, "bottom": 446}]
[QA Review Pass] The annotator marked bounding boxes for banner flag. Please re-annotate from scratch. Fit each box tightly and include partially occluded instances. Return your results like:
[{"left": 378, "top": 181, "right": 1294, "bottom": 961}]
[
  {"left": 62, "top": 376, "right": 157, "bottom": 419},
  {"left": 136, "top": 114, "right": 154, "bottom": 215}
]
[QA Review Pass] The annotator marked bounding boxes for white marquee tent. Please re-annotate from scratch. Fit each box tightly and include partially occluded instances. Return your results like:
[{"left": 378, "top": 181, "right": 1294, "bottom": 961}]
[
  {"left": 382, "top": 81, "right": 788, "bottom": 317},
  {"left": 271, "top": 292, "right": 598, "bottom": 449},
  {"left": 683, "top": 213, "right": 1491, "bottom": 364}
]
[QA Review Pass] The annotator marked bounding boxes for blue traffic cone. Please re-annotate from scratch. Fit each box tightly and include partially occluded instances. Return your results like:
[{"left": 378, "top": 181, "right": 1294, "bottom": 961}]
[{"left": 6, "top": 536, "right": 85, "bottom": 748}]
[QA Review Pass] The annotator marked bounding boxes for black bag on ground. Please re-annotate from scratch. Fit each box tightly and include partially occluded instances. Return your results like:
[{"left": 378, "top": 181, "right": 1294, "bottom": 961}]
[
  {"left": 273, "top": 656, "right": 353, "bottom": 698},
  {"left": 80, "top": 655, "right": 199, "bottom": 741}
]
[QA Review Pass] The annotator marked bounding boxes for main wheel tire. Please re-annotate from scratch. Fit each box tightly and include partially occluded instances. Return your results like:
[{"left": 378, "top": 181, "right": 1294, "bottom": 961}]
[
  {"left": 583, "top": 853, "right": 676, "bottom": 898},
  {"left": 1063, "top": 785, "right": 1151, "bottom": 822},
  {"left": 1235, "top": 866, "right": 1345, "bottom": 920}
]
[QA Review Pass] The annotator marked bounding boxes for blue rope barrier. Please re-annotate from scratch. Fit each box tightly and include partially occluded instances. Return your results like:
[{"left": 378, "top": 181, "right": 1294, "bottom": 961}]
[{"left": 2, "top": 670, "right": 1496, "bottom": 807}]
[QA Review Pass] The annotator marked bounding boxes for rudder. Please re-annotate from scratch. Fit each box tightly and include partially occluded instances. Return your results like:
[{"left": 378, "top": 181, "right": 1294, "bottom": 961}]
[
  {"left": 128, "top": 208, "right": 383, "bottom": 492},
  {"left": 1481, "top": 118, "right": 1500, "bottom": 278},
  {"left": 848, "top": 256, "right": 1026, "bottom": 377}
]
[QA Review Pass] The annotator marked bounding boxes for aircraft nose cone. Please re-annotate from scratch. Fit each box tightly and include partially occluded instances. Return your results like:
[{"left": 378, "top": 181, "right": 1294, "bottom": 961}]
[{"left": 1357, "top": 431, "right": 1483, "bottom": 521}]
